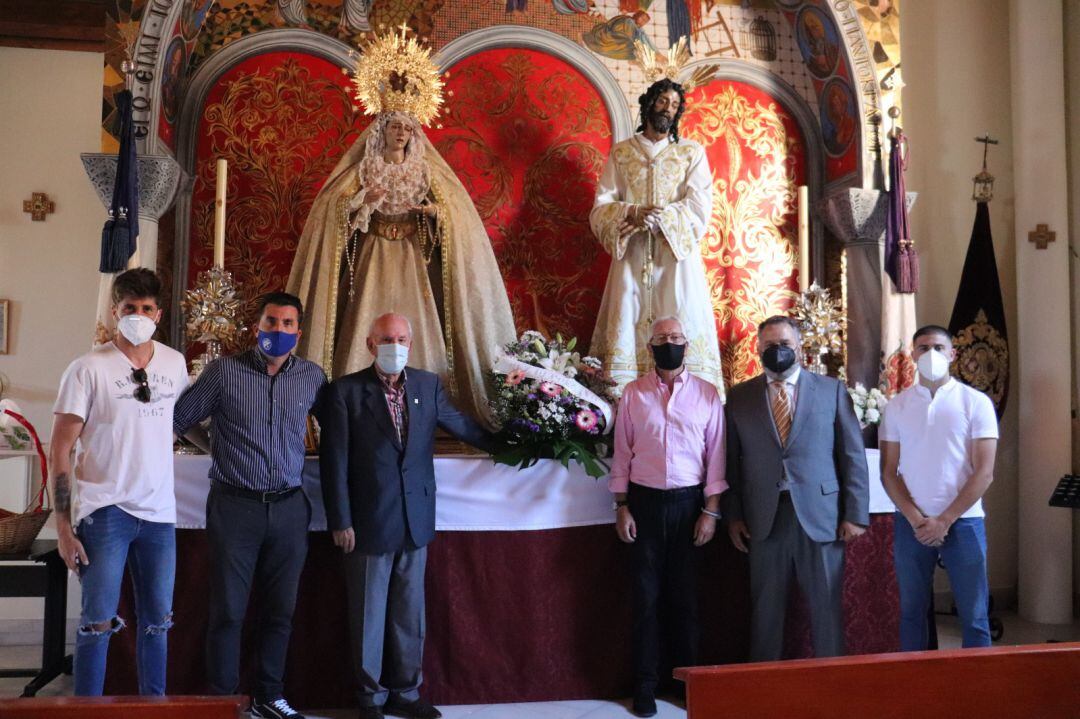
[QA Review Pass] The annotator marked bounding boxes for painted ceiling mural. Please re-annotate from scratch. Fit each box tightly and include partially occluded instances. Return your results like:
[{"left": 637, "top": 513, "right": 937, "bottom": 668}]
[{"left": 102, "top": 0, "right": 902, "bottom": 161}]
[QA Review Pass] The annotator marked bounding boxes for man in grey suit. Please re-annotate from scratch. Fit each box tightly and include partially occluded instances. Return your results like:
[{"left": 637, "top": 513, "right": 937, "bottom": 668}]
[
  {"left": 722, "top": 315, "right": 869, "bottom": 661},
  {"left": 317, "top": 313, "right": 497, "bottom": 719}
]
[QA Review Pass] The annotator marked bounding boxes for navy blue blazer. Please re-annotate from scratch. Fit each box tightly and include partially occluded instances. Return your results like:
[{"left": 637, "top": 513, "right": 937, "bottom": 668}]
[{"left": 316, "top": 365, "right": 495, "bottom": 554}]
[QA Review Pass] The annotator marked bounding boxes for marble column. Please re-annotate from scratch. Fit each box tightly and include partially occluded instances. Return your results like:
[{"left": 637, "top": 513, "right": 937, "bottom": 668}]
[
  {"left": 819, "top": 188, "right": 916, "bottom": 393},
  {"left": 80, "top": 153, "right": 182, "bottom": 272},
  {"left": 1010, "top": 0, "right": 1073, "bottom": 624}
]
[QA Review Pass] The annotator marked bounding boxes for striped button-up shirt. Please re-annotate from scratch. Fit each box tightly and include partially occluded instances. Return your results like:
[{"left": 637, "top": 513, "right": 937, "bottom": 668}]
[{"left": 173, "top": 349, "right": 328, "bottom": 491}]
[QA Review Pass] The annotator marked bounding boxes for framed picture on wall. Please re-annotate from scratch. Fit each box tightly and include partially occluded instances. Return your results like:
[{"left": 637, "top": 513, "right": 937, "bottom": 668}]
[{"left": 0, "top": 300, "right": 8, "bottom": 354}]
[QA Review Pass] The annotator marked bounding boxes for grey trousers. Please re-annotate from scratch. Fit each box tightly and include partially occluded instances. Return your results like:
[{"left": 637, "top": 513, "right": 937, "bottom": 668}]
[
  {"left": 748, "top": 496, "right": 845, "bottom": 662},
  {"left": 343, "top": 545, "right": 427, "bottom": 707}
]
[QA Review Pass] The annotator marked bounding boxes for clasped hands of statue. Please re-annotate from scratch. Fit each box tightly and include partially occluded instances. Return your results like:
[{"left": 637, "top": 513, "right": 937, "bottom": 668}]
[
  {"left": 354, "top": 186, "right": 438, "bottom": 218},
  {"left": 618, "top": 203, "right": 665, "bottom": 242}
]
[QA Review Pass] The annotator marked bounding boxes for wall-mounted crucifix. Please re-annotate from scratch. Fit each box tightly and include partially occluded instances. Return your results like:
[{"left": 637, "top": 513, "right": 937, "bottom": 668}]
[
  {"left": 22, "top": 192, "right": 55, "bottom": 221},
  {"left": 1028, "top": 223, "right": 1056, "bottom": 250}
]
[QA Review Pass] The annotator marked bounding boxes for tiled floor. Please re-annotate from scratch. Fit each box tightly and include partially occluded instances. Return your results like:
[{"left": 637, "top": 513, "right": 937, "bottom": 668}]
[{"left": 2, "top": 612, "right": 1078, "bottom": 717}]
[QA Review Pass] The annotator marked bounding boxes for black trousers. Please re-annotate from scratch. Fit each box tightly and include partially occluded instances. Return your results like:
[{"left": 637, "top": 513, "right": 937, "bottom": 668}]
[
  {"left": 628, "top": 483, "right": 703, "bottom": 692},
  {"left": 204, "top": 483, "right": 310, "bottom": 703}
]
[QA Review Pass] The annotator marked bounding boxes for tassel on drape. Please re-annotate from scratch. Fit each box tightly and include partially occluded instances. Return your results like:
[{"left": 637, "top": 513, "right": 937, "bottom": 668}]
[{"left": 886, "top": 131, "right": 919, "bottom": 293}]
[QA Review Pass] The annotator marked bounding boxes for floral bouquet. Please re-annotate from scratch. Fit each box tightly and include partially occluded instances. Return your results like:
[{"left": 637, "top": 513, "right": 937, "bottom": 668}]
[
  {"left": 848, "top": 382, "right": 888, "bottom": 428},
  {"left": 489, "top": 331, "right": 617, "bottom": 478}
]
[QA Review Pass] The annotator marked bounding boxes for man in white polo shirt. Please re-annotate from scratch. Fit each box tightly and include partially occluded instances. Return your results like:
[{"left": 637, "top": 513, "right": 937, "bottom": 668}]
[{"left": 879, "top": 324, "right": 998, "bottom": 650}]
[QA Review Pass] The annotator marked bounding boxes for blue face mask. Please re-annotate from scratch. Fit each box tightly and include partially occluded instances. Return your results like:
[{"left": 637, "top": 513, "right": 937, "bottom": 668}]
[{"left": 257, "top": 330, "right": 298, "bottom": 358}]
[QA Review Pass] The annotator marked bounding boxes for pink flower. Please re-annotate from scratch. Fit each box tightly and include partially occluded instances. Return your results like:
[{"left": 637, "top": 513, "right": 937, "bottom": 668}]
[
  {"left": 504, "top": 370, "right": 526, "bottom": 386},
  {"left": 539, "top": 381, "right": 562, "bottom": 397},
  {"left": 575, "top": 409, "right": 598, "bottom": 432}
]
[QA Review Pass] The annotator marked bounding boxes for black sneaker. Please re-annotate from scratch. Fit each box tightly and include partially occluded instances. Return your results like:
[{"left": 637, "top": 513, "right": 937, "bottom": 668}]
[
  {"left": 631, "top": 689, "right": 658, "bottom": 718},
  {"left": 250, "top": 698, "right": 306, "bottom": 719},
  {"left": 383, "top": 697, "right": 442, "bottom": 719}
]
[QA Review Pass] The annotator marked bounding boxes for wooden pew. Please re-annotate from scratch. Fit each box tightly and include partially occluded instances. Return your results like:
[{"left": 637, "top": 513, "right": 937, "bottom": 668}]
[
  {"left": 0, "top": 695, "right": 246, "bottom": 718},
  {"left": 675, "top": 642, "right": 1080, "bottom": 719}
]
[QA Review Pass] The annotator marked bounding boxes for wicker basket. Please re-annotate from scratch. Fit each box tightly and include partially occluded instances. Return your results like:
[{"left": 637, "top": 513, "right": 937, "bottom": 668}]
[
  {"left": 0, "top": 507, "right": 51, "bottom": 555},
  {"left": 0, "top": 406, "right": 51, "bottom": 555}
]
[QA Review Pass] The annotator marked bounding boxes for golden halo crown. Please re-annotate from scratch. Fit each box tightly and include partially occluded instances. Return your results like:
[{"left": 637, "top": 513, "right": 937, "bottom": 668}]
[
  {"left": 632, "top": 37, "right": 719, "bottom": 92},
  {"left": 349, "top": 23, "right": 444, "bottom": 126}
]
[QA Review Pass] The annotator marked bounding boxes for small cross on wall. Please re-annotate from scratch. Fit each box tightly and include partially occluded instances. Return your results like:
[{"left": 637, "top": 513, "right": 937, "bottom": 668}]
[
  {"left": 1028, "top": 223, "right": 1056, "bottom": 250},
  {"left": 22, "top": 192, "right": 55, "bottom": 221}
]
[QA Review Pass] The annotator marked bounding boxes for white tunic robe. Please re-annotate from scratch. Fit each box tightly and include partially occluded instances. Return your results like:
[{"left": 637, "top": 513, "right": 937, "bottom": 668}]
[{"left": 589, "top": 133, "right": 723, "bottom": 397}]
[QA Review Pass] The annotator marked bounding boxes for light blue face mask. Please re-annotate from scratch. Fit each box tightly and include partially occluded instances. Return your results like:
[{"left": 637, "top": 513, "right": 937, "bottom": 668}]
[
  {"left": 376, "top": 343, "right": 409, "bottom": 375},
  {"left": 257, "top": 330, "right": 298, "bottom": 358}
]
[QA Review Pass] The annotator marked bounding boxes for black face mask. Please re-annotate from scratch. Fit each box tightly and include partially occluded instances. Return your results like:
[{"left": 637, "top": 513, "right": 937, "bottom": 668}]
[
  {"left": 761, "top": 345, "right": 797, "bottom": 374},
  {"left": 651, "top": 342, "right": 686, "bottom": 371}
]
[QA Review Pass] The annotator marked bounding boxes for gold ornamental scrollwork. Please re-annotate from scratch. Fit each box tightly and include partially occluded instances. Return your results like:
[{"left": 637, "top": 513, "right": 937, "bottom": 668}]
[
  {"left": 951, "top": 309, "right": 1009, "bottom": 411},
  {"left": 683, "top": 84, "right": 802, "bottom": 387}
]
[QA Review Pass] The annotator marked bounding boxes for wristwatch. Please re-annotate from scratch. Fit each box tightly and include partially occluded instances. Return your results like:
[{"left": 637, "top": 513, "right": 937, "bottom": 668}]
[{"left": 613, "top": 499, "right": 629, "bottom": 510}]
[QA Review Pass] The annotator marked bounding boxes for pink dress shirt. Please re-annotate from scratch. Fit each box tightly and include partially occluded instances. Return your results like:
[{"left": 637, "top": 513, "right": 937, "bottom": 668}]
[{"left": 608, "top": 370, "right": 727, "bottom": 498}]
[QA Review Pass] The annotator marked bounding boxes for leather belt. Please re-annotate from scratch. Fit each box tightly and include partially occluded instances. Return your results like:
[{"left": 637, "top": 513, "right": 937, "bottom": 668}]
[{"left": 213, "top": 481, "right": 301, "bottom": 504}]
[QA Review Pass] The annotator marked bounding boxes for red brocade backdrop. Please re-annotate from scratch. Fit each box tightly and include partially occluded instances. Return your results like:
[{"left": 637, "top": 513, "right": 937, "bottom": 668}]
[
  {"left": 429, "top": 48, "right": 612, "bottom": 348},
  {"left": 187, "top": 52, "right": 365, "bottom": 356}
]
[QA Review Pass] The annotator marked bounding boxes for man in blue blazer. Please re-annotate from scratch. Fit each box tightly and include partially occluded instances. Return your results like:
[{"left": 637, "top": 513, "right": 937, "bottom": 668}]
[
  {"left": 722, "top": 315, "right": 869, "bottom": 661},
  {"left": 317, "top": 313, "right": 497, "bottom": 719}
]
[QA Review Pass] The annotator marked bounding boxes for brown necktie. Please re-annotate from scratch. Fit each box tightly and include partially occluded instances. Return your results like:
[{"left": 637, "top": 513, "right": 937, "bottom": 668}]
[{"left": 771, "top": 381, "right": 792, "bottom": 445}]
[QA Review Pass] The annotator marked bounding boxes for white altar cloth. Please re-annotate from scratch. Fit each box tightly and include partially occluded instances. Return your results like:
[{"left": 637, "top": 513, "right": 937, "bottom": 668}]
[
  {"left": 174, "top": 454, "right": 614, "bottom": 531},
  {"left": 173, "top": 448, "right": 891, "bottom": 531}
]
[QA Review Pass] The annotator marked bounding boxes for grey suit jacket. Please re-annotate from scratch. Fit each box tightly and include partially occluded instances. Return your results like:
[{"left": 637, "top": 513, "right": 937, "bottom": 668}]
[{"left": 721, "top": 371, "right": 869, "bottom": 543}]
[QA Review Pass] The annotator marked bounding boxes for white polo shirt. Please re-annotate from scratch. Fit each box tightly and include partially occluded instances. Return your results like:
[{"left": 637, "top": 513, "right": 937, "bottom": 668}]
[{"left": 879, "top": 378, "right": 998, "bottom": 519}]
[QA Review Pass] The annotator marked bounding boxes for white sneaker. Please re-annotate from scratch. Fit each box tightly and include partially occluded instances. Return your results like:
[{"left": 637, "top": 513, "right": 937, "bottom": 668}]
[{"left": 250, "top": 698, "right": 305, "bottom": 719}]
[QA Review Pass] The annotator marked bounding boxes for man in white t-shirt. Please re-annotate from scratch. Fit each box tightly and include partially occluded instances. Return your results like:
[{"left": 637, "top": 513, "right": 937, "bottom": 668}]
[
  {"left": 879, "top": 324, "right": 999, "bottom": 650},
  {"left": 49, "top": 268, "right": 189, "bottom": 696}
]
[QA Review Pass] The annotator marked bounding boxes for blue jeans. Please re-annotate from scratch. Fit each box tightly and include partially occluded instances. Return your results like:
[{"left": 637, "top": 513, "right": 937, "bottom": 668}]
[
  {"left": 894, "top": 512, "right": 990, "bottom": 650},
  {"left": 74, "top": 505, "right": 175, "bottom": 696}
]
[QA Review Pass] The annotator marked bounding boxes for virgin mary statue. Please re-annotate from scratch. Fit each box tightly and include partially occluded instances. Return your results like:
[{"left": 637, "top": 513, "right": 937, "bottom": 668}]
[{"left": 287, "top": 29, "right": 516, "bottom": 423}]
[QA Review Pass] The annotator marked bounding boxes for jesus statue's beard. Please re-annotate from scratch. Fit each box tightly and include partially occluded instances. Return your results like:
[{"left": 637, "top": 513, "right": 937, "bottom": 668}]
[{"left": 648, "top": 111, "right": 673, "bottom": 134}]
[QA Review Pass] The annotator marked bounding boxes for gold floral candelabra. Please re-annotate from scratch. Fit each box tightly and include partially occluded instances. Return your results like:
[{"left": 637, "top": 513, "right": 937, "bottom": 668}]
[
  {"left": 794, "top": 282, "right": 845, "bottom": 375},
  {"left": 182, "top": 266, "right": 244, "bottom": 379}
]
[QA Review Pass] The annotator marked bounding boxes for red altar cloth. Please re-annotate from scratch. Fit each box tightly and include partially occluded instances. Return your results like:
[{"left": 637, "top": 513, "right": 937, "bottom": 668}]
[{"left": 102, "top": 517, "right": 897, "bottom": 706}]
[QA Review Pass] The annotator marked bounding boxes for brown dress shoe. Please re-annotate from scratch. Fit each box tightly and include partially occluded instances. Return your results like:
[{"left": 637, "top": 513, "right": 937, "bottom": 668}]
[{"left": 383, "top": 697, "right": 442, "bottom": 719}]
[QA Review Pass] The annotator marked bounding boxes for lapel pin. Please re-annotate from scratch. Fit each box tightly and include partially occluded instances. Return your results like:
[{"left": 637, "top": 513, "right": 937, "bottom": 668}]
[{"left": 414, "top": 398, "right": 419, "bottom": 404}]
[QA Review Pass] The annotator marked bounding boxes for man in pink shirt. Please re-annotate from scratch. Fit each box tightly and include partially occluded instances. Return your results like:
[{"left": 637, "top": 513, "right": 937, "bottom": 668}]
[{"left": 610, "top": 315, "right": 726, "bottom": 717}]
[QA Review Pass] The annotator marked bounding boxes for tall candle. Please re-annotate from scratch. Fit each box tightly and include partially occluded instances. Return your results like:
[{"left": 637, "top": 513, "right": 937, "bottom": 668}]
[
  {"left": 797, "top": 185, "right": 809, "bottom": 292},
  {"left": 213, "top": 158, "right": 227, "bottom": 268}
]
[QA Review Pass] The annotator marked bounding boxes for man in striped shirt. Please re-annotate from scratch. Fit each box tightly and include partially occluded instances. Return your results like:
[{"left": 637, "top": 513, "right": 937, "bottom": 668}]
[{"left": 174, "top": 291, "right": 327, "bottom": 719}]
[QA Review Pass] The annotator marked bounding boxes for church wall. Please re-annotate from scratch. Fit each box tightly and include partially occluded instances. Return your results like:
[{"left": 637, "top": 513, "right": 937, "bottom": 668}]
[
  {"left": 0, "top": 46, "right": 100, "bottom": 629},
  {"left": 899, "top": 0, "right": 1019, "bottom": 605}
]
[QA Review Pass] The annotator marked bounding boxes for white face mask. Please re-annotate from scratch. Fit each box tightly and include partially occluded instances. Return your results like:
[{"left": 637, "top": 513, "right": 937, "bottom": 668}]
[
  {"left": 375, "top": 343, "right": 409, "bottom": 375},
  {"left": 117, "top": 314, "right": 157, "bottom": 346},
  {"left": 916, "top": 349, "right": 950, "bottom": 383}
]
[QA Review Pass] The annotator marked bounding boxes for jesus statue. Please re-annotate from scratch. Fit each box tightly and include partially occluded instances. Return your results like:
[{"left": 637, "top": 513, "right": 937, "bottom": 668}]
[{"left": 589, "top": 78, "right": 723, "bottom": 397}]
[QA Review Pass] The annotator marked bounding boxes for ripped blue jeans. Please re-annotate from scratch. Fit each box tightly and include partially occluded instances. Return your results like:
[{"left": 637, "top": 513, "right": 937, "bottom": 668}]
[{"left": 75, "top": 505, "right": 175, "bottom": 696}]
